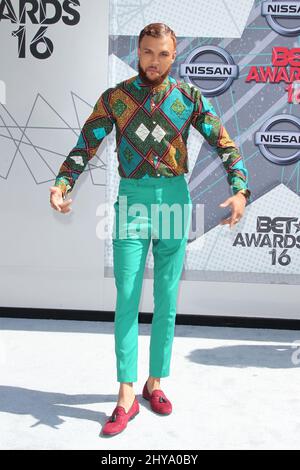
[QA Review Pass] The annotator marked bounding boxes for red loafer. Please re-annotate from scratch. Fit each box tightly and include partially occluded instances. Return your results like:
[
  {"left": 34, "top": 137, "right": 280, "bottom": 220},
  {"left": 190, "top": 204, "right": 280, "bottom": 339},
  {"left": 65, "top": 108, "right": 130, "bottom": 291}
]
[
  {"left": 142, "top": 381, "right": 172, "bottom": 415},
  {"left": 101, "top": 396, "right": 139, "bottom": 437}
]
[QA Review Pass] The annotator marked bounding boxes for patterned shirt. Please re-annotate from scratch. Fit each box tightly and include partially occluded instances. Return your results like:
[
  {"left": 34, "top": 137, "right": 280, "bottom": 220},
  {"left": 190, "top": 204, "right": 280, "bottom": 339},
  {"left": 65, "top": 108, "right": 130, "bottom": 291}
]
[{"left": 54, "top": 73, "right": 251, "bottom": 199}]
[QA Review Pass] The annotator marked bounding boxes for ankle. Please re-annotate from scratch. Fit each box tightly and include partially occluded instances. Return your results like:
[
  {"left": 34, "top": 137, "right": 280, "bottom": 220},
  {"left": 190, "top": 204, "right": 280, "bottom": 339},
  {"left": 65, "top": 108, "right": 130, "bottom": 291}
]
[
  {"left": 147, "top": 376, "right": 161, "bottom": 390},
  {"left": 118, "top": 382, "right": 135, "bottom": 398}
]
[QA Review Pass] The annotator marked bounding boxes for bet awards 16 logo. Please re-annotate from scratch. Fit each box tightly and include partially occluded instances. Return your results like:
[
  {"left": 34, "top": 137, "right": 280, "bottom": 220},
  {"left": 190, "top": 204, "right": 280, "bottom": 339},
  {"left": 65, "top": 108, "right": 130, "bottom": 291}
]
[
  {"left": 233, "top": 216, "right": 300, "bottom": 266},
  {"left": 0, "top": 0, "right": 80, "bottom": 59}
]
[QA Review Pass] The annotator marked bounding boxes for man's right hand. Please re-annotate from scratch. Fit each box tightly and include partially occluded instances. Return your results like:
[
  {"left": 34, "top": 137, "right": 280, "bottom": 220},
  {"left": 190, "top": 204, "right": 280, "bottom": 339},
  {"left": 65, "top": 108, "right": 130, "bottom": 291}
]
[{"left": 49, "top": 186, "right": 72, "bottom": 213}]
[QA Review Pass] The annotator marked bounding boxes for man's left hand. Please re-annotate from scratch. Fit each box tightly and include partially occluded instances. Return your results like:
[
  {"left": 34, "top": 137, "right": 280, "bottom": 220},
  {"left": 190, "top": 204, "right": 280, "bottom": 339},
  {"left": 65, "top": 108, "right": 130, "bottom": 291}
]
[{"left": 219, "top": 192, "right": 247, "bottom": 229}]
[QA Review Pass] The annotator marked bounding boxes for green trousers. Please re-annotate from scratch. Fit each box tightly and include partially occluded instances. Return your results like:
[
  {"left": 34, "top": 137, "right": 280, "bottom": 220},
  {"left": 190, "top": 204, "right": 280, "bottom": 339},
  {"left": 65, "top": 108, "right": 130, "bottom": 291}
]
[{"left": 112, "top": 174, "right": 192, "bottom": 382}]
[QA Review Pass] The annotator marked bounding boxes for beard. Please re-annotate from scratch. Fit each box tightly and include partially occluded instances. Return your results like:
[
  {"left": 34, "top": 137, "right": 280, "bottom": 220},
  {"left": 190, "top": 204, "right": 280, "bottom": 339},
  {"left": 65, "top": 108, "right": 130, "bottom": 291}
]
[{"left": 137, "top": 60, "right": 172, "bottom": 86}]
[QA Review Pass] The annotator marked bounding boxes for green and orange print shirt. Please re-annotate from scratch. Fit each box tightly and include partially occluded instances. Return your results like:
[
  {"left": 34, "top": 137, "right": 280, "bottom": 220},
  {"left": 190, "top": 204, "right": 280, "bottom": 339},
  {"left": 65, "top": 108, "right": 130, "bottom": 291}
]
[{"left": 54, "top": 73, "right": 251, "bottom": 199}]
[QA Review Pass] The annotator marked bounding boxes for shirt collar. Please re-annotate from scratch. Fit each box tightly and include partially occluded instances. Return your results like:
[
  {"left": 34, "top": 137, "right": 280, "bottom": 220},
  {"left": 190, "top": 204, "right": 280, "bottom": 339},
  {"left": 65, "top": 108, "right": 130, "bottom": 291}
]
[{"left": 135, "top": 73, "right": 171, "bottom": 94}]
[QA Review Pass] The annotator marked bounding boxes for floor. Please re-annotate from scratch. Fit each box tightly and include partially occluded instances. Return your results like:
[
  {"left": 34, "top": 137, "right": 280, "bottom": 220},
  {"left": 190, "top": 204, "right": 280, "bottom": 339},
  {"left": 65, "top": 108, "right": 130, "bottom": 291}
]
[{"left": 0, "top": 317, "right": 300, "bottom": 450}]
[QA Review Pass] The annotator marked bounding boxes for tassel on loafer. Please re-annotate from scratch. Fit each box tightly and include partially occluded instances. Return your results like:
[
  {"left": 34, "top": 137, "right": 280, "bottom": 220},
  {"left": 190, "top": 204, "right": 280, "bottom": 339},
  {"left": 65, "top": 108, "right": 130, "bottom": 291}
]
[
  {"left": 142, "top": 381, "right": 172, "bottom": 415},
  {"left": 101, "top": 396, "right": 139, "bottom": 437}
]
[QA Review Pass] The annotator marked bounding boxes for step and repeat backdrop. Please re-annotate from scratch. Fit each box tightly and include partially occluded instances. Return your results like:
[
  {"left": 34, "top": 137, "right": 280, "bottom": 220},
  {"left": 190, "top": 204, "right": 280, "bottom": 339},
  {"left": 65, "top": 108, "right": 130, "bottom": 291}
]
[
  {"left": 105, "top": 0, "right": 300, "bottom": 286},
  {"left": 0, "top": 0, "right": 109, "bottom": 310},
  {"left": 0, "top": 0, "right": 299, "bottom": 315}
]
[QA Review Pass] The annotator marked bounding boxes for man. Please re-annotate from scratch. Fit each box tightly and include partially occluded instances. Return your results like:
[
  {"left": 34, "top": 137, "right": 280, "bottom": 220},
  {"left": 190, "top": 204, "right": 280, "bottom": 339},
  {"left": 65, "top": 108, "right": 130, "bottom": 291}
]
[{"left": 50, "top": 23, "right": 251, "bottom": 437}]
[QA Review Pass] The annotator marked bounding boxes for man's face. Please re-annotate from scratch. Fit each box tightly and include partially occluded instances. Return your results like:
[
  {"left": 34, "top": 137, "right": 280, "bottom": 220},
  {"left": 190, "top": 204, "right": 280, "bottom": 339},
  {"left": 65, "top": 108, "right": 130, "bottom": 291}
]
[{"left": 137, "top": 34, "right": 176, "bottom": 86}]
